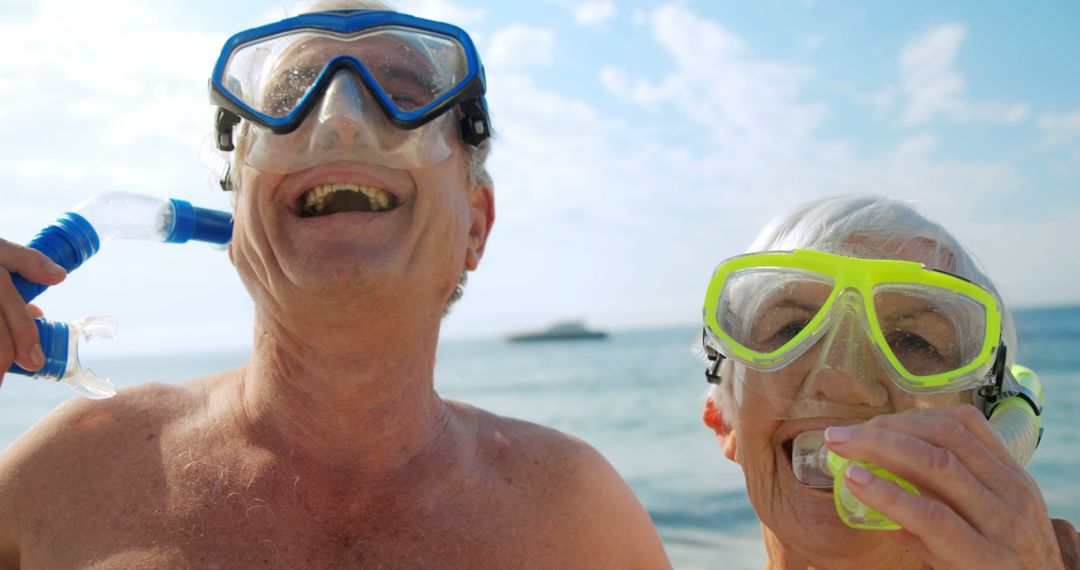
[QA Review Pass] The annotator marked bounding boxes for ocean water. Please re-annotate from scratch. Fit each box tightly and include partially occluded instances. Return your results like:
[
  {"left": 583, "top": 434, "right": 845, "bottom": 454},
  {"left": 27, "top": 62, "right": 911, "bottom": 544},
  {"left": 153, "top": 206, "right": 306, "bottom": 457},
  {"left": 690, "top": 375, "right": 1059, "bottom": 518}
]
[{"left": 2, "top": 307, "right": 1078, "bottom": 568}]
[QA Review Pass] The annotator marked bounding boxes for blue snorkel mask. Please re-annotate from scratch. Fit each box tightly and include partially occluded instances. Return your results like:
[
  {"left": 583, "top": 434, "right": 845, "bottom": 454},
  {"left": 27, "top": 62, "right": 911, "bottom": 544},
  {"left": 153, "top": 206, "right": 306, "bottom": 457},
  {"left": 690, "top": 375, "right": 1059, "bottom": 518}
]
[{"left": 209, "top": 10, "right": 491, "bottom": 173}]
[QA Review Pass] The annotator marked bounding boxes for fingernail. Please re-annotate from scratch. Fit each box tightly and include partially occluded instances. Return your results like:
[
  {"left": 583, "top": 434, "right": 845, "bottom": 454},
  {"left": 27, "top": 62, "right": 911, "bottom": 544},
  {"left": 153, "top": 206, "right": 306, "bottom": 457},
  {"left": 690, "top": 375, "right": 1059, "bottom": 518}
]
[
  {"left": 846, "top": 464, "right": 873, "bottom": 485},
  {"left": 44, "top": 261, "right": 66, "bottom": 276},
  {"left": 825, "top": 425, "right": 856, "bottom": 444},
  {"left": 29, "top": 343, "right": 45, "bottom": 368}
]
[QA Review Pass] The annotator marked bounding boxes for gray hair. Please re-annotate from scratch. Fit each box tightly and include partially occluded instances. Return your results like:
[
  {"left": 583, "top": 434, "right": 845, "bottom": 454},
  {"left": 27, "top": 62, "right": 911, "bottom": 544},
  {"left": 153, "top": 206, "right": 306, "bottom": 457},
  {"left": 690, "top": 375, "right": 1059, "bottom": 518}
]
[{"left": 707, "top": 195, "right": 1017, "bottom": 419}]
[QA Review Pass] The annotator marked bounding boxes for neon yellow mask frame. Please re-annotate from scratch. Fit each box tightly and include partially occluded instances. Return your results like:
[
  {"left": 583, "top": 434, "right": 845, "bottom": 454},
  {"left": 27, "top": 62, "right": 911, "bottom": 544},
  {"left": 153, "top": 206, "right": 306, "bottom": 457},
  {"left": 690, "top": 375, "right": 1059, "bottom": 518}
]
[{"left": 702, "top": 249, "right": 1003, "bottom": 394}]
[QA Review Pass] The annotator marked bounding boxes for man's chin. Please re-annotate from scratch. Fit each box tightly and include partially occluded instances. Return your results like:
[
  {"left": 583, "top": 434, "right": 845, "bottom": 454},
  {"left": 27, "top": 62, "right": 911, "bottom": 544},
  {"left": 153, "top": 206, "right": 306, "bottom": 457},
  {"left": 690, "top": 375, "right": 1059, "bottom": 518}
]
[{"left": 279, "top": 259, "right": 390, "bottom": 298}]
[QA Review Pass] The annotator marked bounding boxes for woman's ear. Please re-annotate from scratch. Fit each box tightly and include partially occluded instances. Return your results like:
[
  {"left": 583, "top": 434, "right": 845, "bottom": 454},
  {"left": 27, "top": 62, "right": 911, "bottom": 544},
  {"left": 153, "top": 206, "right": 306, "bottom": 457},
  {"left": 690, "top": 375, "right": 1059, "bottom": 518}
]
[{"left": 703, "top": 399, "right": 738, "bottom": 463}]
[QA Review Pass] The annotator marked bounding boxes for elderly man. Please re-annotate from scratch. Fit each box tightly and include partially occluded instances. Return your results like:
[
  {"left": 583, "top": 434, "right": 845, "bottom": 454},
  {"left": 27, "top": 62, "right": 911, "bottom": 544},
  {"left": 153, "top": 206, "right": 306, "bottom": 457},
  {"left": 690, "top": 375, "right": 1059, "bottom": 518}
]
[{"left": 0, "top": 4, "right": 670, "bottom": 568}]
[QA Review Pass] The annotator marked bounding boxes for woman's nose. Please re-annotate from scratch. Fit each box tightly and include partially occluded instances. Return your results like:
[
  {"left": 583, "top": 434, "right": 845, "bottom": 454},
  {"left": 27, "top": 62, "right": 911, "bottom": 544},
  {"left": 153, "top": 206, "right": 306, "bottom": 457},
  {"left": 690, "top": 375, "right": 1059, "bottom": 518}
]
[{"left": 797, "top": 307, "right": 890, "bottom": 409}]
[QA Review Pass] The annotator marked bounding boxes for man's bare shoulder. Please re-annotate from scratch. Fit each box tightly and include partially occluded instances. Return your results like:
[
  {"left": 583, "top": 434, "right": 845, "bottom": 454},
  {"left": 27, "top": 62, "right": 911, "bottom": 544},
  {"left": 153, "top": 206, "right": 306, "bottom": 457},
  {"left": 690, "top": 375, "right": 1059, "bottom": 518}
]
[
  {"left": 0, "top": 379, "right": 211, "bottom": 567},
  {"left": 3, "top": 380, "right": 203, "bottom": 464},
  {"left": 446, "top": 400, "right": 672, "bottom": 569},
  {"left": 0, "top": 378, "right": 219, "bottom": 511},
  {"left": 451, "top": 399, "right": 595, "bottom": 457}
]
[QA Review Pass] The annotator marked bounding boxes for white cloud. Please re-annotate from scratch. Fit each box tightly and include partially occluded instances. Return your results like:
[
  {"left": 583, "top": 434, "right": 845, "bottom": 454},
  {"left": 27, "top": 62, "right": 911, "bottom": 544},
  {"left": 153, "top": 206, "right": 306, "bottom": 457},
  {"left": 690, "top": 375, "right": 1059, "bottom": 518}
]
[
  {"left": 395, "top": 0, "right": 486, "bottom": 26},
  {"left": 900, "top": 24, "right": 965, "bottom": 124},
  {"left": 444, "top": 3, "right": 1079, "bottom": 337},
  {"left": 800, "top": 33, "right": 825, "bottom": 50},
  {"left": 1036, "top": 108, "right": 1080, "bottom": 146},
  {"left": 899, "top": 24, "right": 1030, "bottom": 126},
  {"left": 853, "top": 85, "right": 897, "bottom": 111},
  {"left": 485, "top": 24, "right": 556, "bottom": 70},
  {"left": 600, "top": 4, "right": 825, "bottom": 171},
  {"left": 257, "top": 5, "right": 291, "bottom": 23},
  {"left": 574, "top": 0, "right": 617, "bottom": 28}
]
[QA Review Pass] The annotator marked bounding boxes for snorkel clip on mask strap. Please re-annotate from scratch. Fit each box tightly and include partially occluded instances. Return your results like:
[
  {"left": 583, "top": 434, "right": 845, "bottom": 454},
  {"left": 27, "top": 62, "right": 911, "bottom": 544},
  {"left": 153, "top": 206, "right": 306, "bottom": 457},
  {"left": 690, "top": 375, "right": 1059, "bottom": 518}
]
[
  {"left": 978, "top": 343, "right": 1044, "bottom": 420},
  {"left": 214, "top": 109, "right": 241, "bottom": 192},
  {"left": 701, "top": 328, "right": 725, "bottom": 385},
  {"left": 459, "top": 96, "right": 491, "bottom": 147},
  {"left": 977, "top": 342, "right": 1009, "bottom": 408},
  {"left": 215, "top": 108, "right": 241, "bottom": 153}
]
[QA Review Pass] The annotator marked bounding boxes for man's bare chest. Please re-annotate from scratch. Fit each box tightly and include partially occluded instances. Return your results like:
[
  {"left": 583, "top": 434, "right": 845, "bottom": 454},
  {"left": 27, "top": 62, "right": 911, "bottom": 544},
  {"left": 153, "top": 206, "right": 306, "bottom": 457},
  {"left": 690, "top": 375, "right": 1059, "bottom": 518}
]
[{"left": 23, "top": 451, "right": 545, "bottom": 569}]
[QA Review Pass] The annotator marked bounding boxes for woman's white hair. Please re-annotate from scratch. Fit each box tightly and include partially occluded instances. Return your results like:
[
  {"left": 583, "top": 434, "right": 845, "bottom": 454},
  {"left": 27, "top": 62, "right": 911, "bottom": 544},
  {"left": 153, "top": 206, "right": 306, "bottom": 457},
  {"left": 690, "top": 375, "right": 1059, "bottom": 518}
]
[{"left": 708, "top": 195, "right": 1017, "bottom": 420}]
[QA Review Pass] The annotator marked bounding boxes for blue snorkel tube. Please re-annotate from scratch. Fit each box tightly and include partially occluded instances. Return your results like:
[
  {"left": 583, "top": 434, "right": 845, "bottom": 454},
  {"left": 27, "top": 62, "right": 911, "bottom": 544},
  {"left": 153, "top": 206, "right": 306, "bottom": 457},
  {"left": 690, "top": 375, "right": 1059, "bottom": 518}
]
[{"left": 6, "top": 192, "right": 233, "bottom": 398}]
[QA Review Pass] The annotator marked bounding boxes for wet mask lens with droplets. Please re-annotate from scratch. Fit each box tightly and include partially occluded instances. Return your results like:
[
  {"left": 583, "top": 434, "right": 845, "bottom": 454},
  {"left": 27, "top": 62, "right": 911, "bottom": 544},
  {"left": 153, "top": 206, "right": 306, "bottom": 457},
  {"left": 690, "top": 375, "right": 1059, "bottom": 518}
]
[
  {"left": 872, "top": 285, "right": 986, "bottom": 377},
  {"left": 223, "top": 28, "right": 468, "bottom": 121},
  {"left": 702, "top": 250, "right": 1002, "bottom": 405},
  {"left": 209, "top": 11, "right": 488, "bottom": 171}
]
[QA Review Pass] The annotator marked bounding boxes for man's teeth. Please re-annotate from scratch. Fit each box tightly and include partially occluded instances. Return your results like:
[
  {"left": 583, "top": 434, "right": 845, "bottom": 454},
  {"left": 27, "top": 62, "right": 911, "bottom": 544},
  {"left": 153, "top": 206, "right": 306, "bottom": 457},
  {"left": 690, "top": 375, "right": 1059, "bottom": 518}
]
[{"left": 302, "top": 183, "right": 394, "bottom": 214}]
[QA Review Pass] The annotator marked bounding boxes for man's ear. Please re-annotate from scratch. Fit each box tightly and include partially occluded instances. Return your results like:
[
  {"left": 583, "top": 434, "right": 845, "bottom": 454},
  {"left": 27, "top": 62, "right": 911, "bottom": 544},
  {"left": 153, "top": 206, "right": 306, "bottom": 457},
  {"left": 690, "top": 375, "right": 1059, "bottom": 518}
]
[
  {"left": 465, "top": 183, "right": 494, "bottom": 271},
  {"left": 703, "top": 399, "right": 738, "bottom": 463}
]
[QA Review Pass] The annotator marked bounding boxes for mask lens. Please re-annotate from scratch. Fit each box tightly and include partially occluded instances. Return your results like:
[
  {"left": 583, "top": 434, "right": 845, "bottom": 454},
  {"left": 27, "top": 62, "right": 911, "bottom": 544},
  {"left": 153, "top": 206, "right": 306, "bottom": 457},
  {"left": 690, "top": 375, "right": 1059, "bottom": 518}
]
[
  {"left": 360, "top": 28, "right": 467, "bottom": 113},
  {"left": 221, "top": 28, "right": 468, "bottom": 121},
  {"left": 717, "top": 268, "right": 834, "bottom": 358},
  {"left": 872, "top": 284, "right": 988, "bottom": 378},
  {"left": 222, "top": 32, "right": 321, "bottom": 119}
]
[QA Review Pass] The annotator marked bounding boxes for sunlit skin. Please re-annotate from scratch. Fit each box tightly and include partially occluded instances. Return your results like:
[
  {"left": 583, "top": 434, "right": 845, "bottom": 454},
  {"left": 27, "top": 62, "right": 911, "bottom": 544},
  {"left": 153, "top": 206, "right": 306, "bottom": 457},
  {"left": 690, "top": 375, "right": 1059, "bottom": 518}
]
[{"left": 704, "top": 239, "right": 1064, "bottom": 569}]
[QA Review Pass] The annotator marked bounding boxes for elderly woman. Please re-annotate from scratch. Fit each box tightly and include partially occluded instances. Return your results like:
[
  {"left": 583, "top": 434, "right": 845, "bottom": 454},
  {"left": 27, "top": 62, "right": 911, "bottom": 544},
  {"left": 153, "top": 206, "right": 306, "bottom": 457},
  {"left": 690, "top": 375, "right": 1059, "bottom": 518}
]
[{"left": 697, "top": 195, "right": 1078, "bottom": 569}]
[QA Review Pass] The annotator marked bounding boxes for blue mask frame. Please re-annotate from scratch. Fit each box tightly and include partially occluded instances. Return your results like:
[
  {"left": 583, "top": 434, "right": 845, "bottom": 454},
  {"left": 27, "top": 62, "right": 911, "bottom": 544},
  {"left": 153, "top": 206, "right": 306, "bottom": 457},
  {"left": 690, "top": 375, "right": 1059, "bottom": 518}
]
[{"left": 209, "top": 10, "right": 490, "bottom": 151}]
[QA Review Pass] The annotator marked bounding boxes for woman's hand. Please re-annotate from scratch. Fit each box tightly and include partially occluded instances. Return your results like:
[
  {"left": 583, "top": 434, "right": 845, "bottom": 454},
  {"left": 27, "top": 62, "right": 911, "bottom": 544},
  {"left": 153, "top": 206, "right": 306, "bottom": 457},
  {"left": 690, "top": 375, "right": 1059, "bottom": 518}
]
[
  {"left": 825, "top": 405, "right": 1065, "bottom": 569},
  {"left": 0, "top": 238, "right": 66, "bottom": 386}
]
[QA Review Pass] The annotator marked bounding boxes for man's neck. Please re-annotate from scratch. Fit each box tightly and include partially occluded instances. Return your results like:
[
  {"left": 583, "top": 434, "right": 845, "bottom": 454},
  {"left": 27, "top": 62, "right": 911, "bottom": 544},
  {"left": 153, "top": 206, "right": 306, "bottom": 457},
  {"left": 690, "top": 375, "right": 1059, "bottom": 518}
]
[{"left": 232, "top": 306, "right": 451, "bottom": 478}]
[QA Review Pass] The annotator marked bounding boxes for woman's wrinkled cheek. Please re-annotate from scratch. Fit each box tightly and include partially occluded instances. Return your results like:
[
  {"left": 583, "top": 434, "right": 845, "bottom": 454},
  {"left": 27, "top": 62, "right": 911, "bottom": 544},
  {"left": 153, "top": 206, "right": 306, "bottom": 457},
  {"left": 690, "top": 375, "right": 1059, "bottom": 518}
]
[{"left": 733, "top": 418, "right": 782, "bottom": 507}]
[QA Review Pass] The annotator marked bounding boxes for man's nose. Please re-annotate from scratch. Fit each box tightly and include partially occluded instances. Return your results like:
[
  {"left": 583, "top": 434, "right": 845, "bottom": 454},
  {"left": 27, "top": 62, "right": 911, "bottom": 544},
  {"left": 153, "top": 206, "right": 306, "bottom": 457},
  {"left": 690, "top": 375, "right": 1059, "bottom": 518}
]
[
  {"left": 798, "top": 302, "right": 890, "bottom": 409},
  {"left": 313, "top": 72, "right": 370, "bottom": 148}
]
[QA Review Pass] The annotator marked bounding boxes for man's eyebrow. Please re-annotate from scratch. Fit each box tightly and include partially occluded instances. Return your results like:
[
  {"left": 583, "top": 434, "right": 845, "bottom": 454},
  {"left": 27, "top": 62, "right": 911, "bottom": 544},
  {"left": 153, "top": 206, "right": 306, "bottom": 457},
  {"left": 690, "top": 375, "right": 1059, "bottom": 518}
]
[{"left": 377, "top": 63, "right": 438, "bottom": 90}]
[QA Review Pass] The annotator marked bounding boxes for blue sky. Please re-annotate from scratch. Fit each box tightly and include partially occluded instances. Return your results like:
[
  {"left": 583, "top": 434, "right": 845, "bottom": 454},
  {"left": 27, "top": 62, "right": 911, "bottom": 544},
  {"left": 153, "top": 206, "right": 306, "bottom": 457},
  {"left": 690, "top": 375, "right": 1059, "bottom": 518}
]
[{"left": 1, "top": 0, "right": 1078, "bottom": 355}]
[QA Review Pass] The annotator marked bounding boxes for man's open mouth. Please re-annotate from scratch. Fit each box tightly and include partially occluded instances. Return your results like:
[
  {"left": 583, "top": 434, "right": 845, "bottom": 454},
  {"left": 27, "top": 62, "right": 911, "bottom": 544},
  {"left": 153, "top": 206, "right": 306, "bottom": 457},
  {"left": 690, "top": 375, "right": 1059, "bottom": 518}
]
[{"left": 298, "top": 183, "right": 399, "bottom": 217}]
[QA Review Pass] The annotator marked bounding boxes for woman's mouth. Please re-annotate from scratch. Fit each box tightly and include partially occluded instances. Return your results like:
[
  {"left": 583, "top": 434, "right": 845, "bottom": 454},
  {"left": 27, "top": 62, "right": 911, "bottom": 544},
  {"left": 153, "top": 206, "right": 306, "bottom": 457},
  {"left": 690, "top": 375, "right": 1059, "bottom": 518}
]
[{"left": 782, "top": 431, "right": 834, "bottom": 492}]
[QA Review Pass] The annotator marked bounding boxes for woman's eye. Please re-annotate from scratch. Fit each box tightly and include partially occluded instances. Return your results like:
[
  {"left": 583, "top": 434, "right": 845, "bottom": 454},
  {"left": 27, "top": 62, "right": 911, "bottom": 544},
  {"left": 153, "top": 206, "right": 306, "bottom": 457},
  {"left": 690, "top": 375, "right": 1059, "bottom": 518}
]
[
  {"left": 889, "top": 332, "right": 941, "bottom": 359},
  {"left": 776, "top": 321, "right": 808, "bottom": 342}
]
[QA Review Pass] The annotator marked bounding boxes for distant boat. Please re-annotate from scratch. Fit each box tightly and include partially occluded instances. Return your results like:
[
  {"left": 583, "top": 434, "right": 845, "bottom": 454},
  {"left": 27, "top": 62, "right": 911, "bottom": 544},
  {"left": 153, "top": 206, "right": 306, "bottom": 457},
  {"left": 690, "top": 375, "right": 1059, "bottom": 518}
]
[{"left": 506, "top": 320, "right": 608, "bottom": 342}]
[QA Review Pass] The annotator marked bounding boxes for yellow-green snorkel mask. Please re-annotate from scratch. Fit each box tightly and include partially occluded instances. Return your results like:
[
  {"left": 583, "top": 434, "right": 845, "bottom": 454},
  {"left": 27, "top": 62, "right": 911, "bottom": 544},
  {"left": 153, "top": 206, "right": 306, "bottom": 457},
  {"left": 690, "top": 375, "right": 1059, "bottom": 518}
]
[{"left": 694, "top": 248, "right": 1044, "bottom": 529}]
